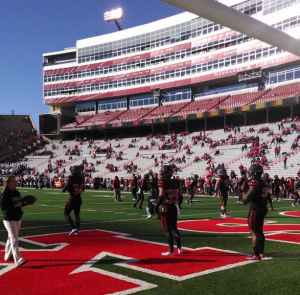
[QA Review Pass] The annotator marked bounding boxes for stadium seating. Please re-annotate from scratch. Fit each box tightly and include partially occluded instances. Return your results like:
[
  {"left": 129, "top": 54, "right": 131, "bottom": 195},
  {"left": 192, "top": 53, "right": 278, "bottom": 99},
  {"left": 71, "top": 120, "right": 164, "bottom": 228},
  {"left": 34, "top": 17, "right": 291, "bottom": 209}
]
[
  {"left": 79, "top": 110, "right": 126, "bottom": 127},
  {"left": 24, "top": 118, "right": 300, "bottom": 180},
  {"left": 110, "top": 107, "right": 158, "bottom": 123},
  {"left": 0, "top": 115, "right": 40, "bottom": 161},
  {"left": 61, "top": 115, "right": 93, "bottom": 129}
]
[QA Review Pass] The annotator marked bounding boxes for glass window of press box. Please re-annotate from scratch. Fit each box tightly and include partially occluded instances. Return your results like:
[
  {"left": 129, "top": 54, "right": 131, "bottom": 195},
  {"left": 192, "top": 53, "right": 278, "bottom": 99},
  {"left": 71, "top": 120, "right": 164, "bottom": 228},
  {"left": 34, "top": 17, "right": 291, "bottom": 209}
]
[
  {"left": 263, "top": 0, "right": 300, "bottom": 15},
  {"left": 266, "top": 64, "right": 300, "bottom": 85},
  {"left": 98, "top": 98, "right": 127, "bottom": 112},
  {"left": 76, "top": 102, "right": 96, "bottom": 113},
  {"left": 163, "top": 88, "right": 191, "bottom": 104},
  {"left": 130, "top": 94, "right": 158, "bottom": 108}
]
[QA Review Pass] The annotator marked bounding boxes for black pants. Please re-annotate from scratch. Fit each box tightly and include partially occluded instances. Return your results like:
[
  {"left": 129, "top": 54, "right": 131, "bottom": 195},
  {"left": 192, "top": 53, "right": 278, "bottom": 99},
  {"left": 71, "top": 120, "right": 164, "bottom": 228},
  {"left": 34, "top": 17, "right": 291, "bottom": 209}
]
[
  {"left": 134, "top": 191, "right": 144, "bottom": 208},
  {"left": 220, "top": 191, "right": 228, "bottom": 206},
  {"left": 248, "top": 206, "right": 267, "bottom": 233},
  {"left": 65, "top": 197, "right": 82, "bottom": 216},
  {"left": 160, "top": 205, "right": 181, "bottom": 253},
  {"left": 132, "top": 187, "right": 137, "bottom": 200}
]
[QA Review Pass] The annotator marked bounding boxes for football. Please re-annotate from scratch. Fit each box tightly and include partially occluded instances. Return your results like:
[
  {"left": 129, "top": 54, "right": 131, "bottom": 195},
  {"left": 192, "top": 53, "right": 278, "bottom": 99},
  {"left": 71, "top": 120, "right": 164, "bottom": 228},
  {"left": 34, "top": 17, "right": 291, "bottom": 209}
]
[{"left": 21, "top": 195, "right": 37, "bottom": 205}]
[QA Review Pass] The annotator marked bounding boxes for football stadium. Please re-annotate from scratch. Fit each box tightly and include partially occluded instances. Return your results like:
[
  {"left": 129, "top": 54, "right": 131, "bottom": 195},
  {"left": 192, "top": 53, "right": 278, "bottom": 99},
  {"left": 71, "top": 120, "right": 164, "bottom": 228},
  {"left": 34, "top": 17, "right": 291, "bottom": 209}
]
[{"left": 1, "top": 0, "right": 300, "bottom": 294}]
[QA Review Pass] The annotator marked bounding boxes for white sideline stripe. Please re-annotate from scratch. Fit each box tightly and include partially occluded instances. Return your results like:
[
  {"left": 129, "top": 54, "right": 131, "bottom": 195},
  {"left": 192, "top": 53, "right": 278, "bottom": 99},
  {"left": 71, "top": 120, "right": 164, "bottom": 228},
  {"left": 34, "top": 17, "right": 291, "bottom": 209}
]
[
  {"left": 115, "top": 212, "right": 126, "bottom": 214},
  {"left": 103, "top": 211, "right": 114, "bottom": 213},
  {"left": 127, "top": 213, "right": 139, "bottom": 215},
  {"left": 0, "top": 218, "right": 147, "bottom": 232}
]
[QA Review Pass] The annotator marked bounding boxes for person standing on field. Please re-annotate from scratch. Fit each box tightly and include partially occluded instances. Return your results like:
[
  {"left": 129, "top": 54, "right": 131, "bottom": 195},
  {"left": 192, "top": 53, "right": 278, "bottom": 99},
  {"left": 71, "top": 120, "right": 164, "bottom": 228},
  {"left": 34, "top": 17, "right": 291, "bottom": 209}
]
[
  {"left": 0, "top": 176, "right": 27, "bottom": 266},
  {"left": 113, "top": 176, "right": 121, "bottom": 202}
]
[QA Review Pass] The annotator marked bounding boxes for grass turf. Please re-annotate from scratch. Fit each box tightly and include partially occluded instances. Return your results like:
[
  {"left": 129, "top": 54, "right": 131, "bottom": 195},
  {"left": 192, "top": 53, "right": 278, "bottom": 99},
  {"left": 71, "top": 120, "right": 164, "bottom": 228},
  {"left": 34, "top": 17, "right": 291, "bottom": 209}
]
[{"left": 1, "top": 188, "right": 300, "bottom": 295}]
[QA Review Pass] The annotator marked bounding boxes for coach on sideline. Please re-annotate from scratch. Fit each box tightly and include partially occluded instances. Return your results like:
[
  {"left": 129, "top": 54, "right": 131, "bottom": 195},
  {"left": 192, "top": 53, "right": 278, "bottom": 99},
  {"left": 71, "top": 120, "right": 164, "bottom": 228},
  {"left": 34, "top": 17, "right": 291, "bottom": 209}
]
[
  {"left": 112, "top": 176, "right": 121, "bottom": 202},
  {"left": 0, "top": 176, "right": 26, "bottom": 266}
]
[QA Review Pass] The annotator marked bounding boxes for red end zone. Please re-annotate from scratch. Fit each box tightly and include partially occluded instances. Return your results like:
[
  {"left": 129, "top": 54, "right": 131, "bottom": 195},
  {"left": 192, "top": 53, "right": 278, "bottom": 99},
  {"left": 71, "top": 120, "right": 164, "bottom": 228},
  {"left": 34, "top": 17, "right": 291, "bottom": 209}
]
[{"left": 0, "top": 230, "right": 257, "bottom": 295}]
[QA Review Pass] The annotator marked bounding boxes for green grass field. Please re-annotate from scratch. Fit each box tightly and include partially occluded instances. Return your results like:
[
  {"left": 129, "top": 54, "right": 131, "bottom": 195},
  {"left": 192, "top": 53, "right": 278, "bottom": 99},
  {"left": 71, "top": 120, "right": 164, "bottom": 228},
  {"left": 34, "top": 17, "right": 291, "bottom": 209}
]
[{"left": 1, "top": 188, "right": 300, "bottom": 295}]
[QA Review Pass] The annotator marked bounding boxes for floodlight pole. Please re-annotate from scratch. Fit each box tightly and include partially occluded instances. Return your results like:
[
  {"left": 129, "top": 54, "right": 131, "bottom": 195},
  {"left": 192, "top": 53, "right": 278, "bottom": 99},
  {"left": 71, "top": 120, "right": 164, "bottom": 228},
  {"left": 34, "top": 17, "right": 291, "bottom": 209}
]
[{"left": 115, "top": 20, "right": 122, "bottom": 31}]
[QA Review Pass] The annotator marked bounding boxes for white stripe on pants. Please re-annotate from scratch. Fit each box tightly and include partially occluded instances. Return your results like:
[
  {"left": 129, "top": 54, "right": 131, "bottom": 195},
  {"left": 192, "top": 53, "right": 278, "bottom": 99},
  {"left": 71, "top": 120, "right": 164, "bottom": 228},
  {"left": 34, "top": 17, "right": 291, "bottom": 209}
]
[{"left": 3, "top": 220, "right": 23, "bottom": 265}]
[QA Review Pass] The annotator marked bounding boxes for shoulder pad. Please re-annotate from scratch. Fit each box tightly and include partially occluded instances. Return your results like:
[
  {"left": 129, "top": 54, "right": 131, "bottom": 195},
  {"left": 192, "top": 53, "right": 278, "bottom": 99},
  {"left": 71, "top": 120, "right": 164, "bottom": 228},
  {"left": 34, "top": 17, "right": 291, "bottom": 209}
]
[
  {"left": 158, "top": 179, "right": 165, "bottom": 188},
  {"left": 249, "top": 179, "right": 260, "bottom": 187}
]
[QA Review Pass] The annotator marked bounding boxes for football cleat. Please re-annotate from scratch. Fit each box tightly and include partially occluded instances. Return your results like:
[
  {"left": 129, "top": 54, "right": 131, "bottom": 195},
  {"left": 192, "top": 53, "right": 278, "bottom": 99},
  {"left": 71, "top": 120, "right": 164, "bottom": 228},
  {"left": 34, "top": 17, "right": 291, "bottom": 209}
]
[
  {"left": 260, "top": 254, "right": 265, "bottom": 259},
  {"left": 185, "top": 200, "right": 190, "bottom": 204},
  {"left": 147, "top": 215, "right": 152, "bottom": 219},
  {"left": 247, "top": 255, "right": 261, "bottom": 261},
  {"left": 220, "top": 213, "right": 226, "bottom": 219},
  {"left": 177, "top": 248, "right": 184, "bottom": 254},
  {"left": 16, "top": 259, "right": 27, "bottom": 267},
  {"left": 225, "top": 213, "right": 232, "bottom": 218},
  {"left": 69, "top": 229, "right": 78, "bottom": 236},
  {"left": 162, "top": 252, "right": 175, "bottom": 256},
  {"left": 292, "top": 203, "right": 295, "bottom": 207},
  {"left": 132, "top": 204, "right": 137, "bottom": 208}
]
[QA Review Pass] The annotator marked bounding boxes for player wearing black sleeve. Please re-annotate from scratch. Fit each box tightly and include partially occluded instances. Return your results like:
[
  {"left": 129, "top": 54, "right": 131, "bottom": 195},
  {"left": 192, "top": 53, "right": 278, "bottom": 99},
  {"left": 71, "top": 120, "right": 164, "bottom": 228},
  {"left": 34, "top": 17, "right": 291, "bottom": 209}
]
[
  {"left": 243, "top": 164, "right": 269, "bottom": 260},
  {"left": 133, "top": 174, "right": 149, "bottom": 209},
  {"left": 154, "top": 165, "right": 183, "bottom": 256},
  {"left": 237, "top": 170, "right": 248, "bottom": 204},
  {"left": 272, "top": 175, "right": 280, "bottom": 202},
  {"left": 62, "top": 166, "right": 85, "bottom": 236},
  {"left": 131, "top": 174, "right": 138, "bottom": 201},
  {"left": 214, "top": 169, "right": 231, "bottom": 218},
  {"left": 186, "top": 175, "right": 198, "bottom": 205},
  {"left": 263, "top": 173, "right": 275, "bottom": 211}
]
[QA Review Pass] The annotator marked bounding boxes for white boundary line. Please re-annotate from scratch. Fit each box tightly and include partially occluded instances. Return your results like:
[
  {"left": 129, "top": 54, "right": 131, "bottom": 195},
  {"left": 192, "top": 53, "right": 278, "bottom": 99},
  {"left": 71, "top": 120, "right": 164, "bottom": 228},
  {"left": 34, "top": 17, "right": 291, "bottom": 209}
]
[{"left": 279, "top": 211, "right": 300, "bottom": 217}]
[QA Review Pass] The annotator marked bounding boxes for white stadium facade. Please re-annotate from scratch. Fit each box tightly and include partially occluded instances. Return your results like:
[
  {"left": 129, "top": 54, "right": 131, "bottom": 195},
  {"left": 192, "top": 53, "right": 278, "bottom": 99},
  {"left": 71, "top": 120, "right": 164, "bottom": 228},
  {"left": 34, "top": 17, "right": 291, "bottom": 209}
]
[{"left": 40, "top": 0, "right": 300, "bottom": 139}]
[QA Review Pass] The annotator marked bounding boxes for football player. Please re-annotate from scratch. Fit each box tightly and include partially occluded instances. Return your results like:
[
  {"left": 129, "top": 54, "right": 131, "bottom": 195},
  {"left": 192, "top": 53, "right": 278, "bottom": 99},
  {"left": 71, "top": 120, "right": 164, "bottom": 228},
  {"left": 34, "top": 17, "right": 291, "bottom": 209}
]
[
  {"left": 62, "top": 166, "right": 85, "bottom": 236},
  {"left": 214, "top": 168, "right": 231, "bottom": 218},
  {"left": 154, "top": 165, "right": 183, "bottom": 256},
  {"left": 263, "top": 173, "right": 275, "bottom": 211},
  {"left": 185, "top": 174, "right": 198, "bottom": 205},
  {"left": 291, "top": 189, "right": 300, "bottom": 207},
  {"left": 131, "top": 174, "right": 138, "bottom": 201},
  {"left": 237, "top": 170, "right": 248, "bottom": 204},
  {"left": 133, "top": 174, "right": 149, "bottom": 209},
  {"left": 272, "top": 175, "right": 280, "bottom": 201},
  {"left": 243, "top": 164, "right": 269, "bottom": 260}
]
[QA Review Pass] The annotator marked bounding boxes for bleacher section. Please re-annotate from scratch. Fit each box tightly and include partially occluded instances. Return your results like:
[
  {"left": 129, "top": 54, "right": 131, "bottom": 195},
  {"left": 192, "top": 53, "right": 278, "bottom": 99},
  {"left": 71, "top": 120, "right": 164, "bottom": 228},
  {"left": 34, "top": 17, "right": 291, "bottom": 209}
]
[
  {"left": 0, "top": 115, "right": 40, "bottom": 161},
  {"left": 25, "top": 119, "right": 300, "bottom": 179}
]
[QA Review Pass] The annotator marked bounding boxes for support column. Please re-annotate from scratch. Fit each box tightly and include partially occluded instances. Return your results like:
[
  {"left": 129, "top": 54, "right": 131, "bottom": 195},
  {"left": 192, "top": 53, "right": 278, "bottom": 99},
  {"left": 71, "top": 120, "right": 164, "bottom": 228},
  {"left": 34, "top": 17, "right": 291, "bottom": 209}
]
[
  {"left": 168, "top": 123, "right": 171, "bottom": 134},
  {"left": 266, "top": 109, "right": 269, "bottom": 123},
  {"left": 205, "top": 118, "right": 207, "bottom": 131},
  {"left": 290, "top": 105, "right": 294, "bottom": 119},
  {"left": 152, "top": 124, "right": 154, "bottom": 135},
  {"left": 244, "top": 113, "right": 247, "bottom": 126},
  {"left": 224, "top": 115, "right": 226, "bottom": 128},
  {"left": 186, "top": 120, "right": 188, "bottom": 132}
]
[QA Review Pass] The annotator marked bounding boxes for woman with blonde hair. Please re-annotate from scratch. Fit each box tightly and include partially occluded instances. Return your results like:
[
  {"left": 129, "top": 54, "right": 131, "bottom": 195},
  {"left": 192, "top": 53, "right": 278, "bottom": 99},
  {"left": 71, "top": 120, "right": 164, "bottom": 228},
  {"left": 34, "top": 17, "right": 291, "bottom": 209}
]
[{"left": 0, "top": 175, "right": 26, "bottom": 266}]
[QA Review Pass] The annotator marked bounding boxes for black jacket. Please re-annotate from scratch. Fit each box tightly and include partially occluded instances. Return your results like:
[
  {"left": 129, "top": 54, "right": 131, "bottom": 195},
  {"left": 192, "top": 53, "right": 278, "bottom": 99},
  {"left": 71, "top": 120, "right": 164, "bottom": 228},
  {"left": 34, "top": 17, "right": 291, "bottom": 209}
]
[{"left": 0, "top": 189, "right": 24, "bottom": 221}]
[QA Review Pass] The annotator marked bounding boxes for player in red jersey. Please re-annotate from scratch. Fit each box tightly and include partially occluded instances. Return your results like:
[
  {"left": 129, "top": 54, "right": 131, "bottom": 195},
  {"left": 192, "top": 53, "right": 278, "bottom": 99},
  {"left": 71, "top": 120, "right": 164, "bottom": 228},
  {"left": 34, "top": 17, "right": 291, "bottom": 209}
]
[
  {"left": 214, "top": 168, "right": 231, "bottom": 218},
  {"left": 154, "top": 165, "right": 183, "bottom": 256},
  {"left": 62, "top": 166, "right": 85, "bottom": 236},
  {"left": 243, "top": 164, "right": 269, "bottom": 260}
]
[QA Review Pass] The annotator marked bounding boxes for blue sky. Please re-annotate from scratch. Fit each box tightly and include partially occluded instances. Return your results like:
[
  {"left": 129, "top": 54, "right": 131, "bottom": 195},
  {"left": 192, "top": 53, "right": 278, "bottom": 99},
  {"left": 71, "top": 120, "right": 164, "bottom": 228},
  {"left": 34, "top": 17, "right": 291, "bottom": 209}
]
[{"left": 0, "top": 0, "right": 182, "bottom": 129}]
